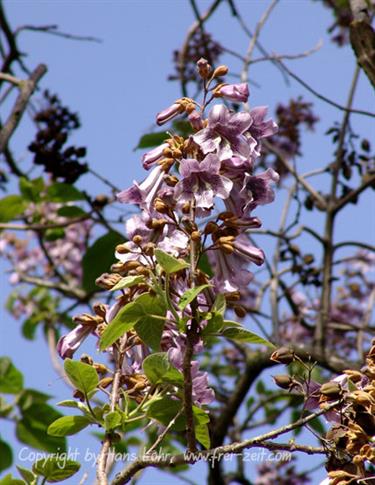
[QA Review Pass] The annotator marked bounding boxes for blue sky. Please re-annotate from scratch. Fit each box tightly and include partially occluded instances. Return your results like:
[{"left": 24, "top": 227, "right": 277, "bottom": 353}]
[{"left": 1, "top": 0, "right": 374, "bottom": 483}]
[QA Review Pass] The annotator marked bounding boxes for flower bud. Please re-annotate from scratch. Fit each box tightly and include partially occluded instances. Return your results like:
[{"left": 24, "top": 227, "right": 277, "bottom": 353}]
[
  {"left": 191, "top": 230, "right": 201, "bottom": 242},
  {"left": 188, "top": 110, "right": 203, "bottom": 131},
  {"left": 156, "top": 102, "right": 184, "bottom": 126},
  {"left": 93, "top": 302, "right": 107, "bottom": 319},
  {"left": 273, "top": 374, "right": 294, "bottom": 390},
  {"left": 196, "top": 58, "right": 211, "bottom": 79},
  {"left": 73, "top": 313, "right": 103, "bottom": 326},
  {"left": 320, "top": 381, "right": 342, "bottom": 398},
  {"left": 154, "top": 198, "right": 169, "bottom": 214},
  {"left": 270, "top": 347, "right": 295, "bottom": 364},
  {"left": 98, "top": 377, "right": 113, "bottom": 389},
  {"left": 204, "top": 221, "right": 219, "bottom": 234},
  {"left": 80, "top": 354, "right": 93, "bottom": 365},
  {"left": 143, "top": 242, "right": 155, "bottom": 256},
  {"left": 93, "top": 363, "right": 108, "bottom": 375},
  {"left": 233, "top": 305, "right": 247, "bottom": 318},
  {"left": 116, "top": 243, "right": 131, "bottom": 254},
  {"left": 214, "top": 82, "right": 249, "bottom": 103},
  {"left": 164, "top": 175, "right": 179, "bottom": 187},
  {"left": 212, "top": 65, "right": 229, "bottom": 78},
  {"left": 95, "top": 272, "right": 122, "bottom": 289},
  {"left": 132, "top": 235, "right": 143, "bottom": 245},
  {"left": 142, "top": 143, "right": 169, "bottom": 170}
]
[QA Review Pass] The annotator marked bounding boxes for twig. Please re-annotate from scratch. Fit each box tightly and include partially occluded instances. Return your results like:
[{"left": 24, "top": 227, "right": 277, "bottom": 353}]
[
  {"left": 240, "top": 0, "right": 279, "bottom": 85},
  {"left": 14, "top": 24, "right": 102, "bottom": 43},
  {"left": 0, "top": 63, "right": 47, "bottom": 153},
  {"left": 110, "top": 402, "right": 338, "bottom": 485}
]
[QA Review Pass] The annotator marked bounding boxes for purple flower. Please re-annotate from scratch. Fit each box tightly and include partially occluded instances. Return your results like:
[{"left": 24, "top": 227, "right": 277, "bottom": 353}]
[
  {"left": 117, "top": 165, "right": 165, "bottom": 211},
  {"left": 192, "top": 104, "right": 254, "bottom": 160},
  {"left": 156, "top": 102, "right": 184, "bottom": 126},
  {"left": 142, "top": 143, "right": 169, "bottom": 170},
  {"left": 217, "top": 83, "right": 249, "bottom": 103},
  {"left": 175, "top": 154, "right": 232, "bottom": 209},
  {"left": 209, "top": 249, "right": 254, "bottom": 293},
  {"left": 241, "top": 168, "right": 279, "bottom": 211},
  {"left": 232, "top": 234, "right": 265, "bottom": 266},
  {"left": 188, "top": 110, "right": 203, "bottom": 131},
  {"left": 248, "top": 106, "right": 278, "bottom": 142},
  {"left": 57, "top": 324, "right": 94, "bottom": 359}
]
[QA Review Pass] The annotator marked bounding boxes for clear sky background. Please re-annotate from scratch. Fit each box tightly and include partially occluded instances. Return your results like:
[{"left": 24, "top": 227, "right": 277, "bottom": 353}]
[{"left": 1, "top": 0, "right": 374, "bottom": 484}]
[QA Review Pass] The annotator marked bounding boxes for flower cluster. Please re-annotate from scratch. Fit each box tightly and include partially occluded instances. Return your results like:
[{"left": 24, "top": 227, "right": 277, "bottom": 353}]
[{"left": 58, "top": 59, "right": 278, "bottom": 409}]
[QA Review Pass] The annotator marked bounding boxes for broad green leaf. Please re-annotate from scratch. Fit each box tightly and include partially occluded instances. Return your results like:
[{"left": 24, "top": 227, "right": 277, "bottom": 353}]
[
  {"left": 142, "top": 353, "right": 183, "bottom": 385},
  {"left": 16, "top": 466, "right": 36, "bottom": 484},
  {"left": 222, "top": 327, "right": 275, "bottom": 348},
  {"left": 146, "top": 398, "right": 185, "bottom": 431},
  {"left": 19, "top": 177, "right": 44, "bottom": 202},
  {"left": 0, "top": 397, "right": 12, "bottom": 417},
  {"left": 47, "top": 415, "right": 92, "bottom": 437},
  {"left": 110, "top": 275, "right": 144, "bottom": 292},
  {"left": 57, "top": 206, "right": 86, "bottom": 218},
  {"left": 0, "top": 474, "right": 25, "bottom": 485},
  {"left": 82, "top": 231, "right": 124, "bottom": 293},
  {"left": 63, "top": 359, "right": 99, "bottom": 394},
  {"left": 46, "top": 183, "right": 85, "bottom": 202},
  {"left": 0, "top": 357, "right": 23, "bottom": 394},
  {"left": 104, "top": 411, "right": 122, "bottom": 431},
  {"left": 44, "top": 228, "right": 65, "bottom": 241},
  {"left": 197, "top": 252, "right": 213, "bottom": 277},
  {"left": 17, "top": 389, "right": 50, "bottom": 411},
  {"left": 56, "top": 400, "right": 88, "bottom": 413},
  {"left": 0, "top": 439, "right": 12, "bottom": 472},
  {"left": 32, "top": 457, "right": 80, "bottom": 482},
  {"left": 100, "top": 293, "right": 166, "bottom": 350},
  {"left": 212, "top": 294, "right": 226, "bottom": 315},
  {"left": 136, "top": 131, "right": 169, "bottom": 149},
  {"left": 178, "top": 285, "right": 210, "bottom": 311},
  {"left": 0, "top": 195, "right": 28, "bottom": 223},
  {"left": 195, "top": 423, "right": 210, "bottom": 449},
  {"left": 155, "top": 249, "right": 189, "bottom": 274},
  {"left": 16, "top": 402, "right": 66, "bottom": 453},
  {"left": 201, "top": 313, "right": 224, "bottom": 337}
]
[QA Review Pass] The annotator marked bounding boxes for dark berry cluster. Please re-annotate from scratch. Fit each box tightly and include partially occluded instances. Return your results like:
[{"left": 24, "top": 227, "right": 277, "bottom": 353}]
[{"left": 28, "top": 91, "right": 88, "bottom": 184}]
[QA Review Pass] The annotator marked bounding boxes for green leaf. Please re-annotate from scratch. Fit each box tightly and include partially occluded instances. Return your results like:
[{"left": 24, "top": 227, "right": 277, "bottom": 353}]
[
  {"left": 201, "top": 313, "right": 224, "bottom": 337},
  {"left": 19, "top": 177, "right": 44, "bottom": 202},
  {"left": 155, "top": 249, "right": 189, "bottom": 274},
  {"left": 46, "top": 183, "right": 85, "bottom": 202},
  {"left": 0, "top": 195, "right": 28, "bottom": 223},
  {"left": 82, "top": 231, "right": 124, "bottom": 293},
  {"left": 0, "top": 474, "right": 25, "bottom": 485},
  {"left": 16, "top": 403, "right": 66, "bottom": 453},
  {"left": 17, "top": 389, "right": 50, "bottom": 411},
  {"left": 63, "top": 359, "right": 99, "bottom": 394},
  {"left": 16, "top": 466, "right": 36, "bottom": 484},
  {"left": 44, "top": 228, "right": 65, "bottom": 241},
  {"left": 146, "top": 398, "right": 185, "bottom": 431},
  {"left": 32, "top": 457, "right": 80, "bottom": 482},
  {"left": 0, "top": 357, "right": 23, "bottom": 394},
  {"left": 222, "top": 327, "right": 275, "bottom": 348},
  {"left": 100, "top": 293, "right": 166, "bottom": 351},
  {"left": 110, "top": 275, "right": 145, "bottom": 292},
  {"left": 136, "top": 131, "right": 169, "bottom": 149},
  {"left": 195, "top": 423, "right": 210, "bottom": 449},
  {"left": 308, "top": 416, "right": 325, "bottom": 434},
  {"left": 0, "top": 439, "right": 12, "bottom": 472},
  {"left": 47, "top": 415, "right": 92, "bottom": 437},
  {"left": 57, "top": 206, "right": 86, "bottom": 218},
  {"left": 0, "top": 397, "right": 13, "bottom": 417},
  {"left": 178, "top": 285, "right": 210, "bottom": 311},
  {"left": 197, "top": 252, "right": 213, "bottom": 277},
  {"left": 104, "top": 411, "right": 122, "bottom": 431},
  {"left": 212, "top": 294, "right": 226, "bottom": 315},
  {"left": 142, "top": 353, "right": 183, "bottom": 385}
]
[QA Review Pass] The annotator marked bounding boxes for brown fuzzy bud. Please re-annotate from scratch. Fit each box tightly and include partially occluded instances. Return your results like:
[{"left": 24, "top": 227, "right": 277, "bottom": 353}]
[
  {"left": 204, "top": 221, "right": 219, "bottom": 234},
  {"left": 303, "top": 254, "right": 314, "bottom": 265},
  {"left": 80, "top": 354, "right": 93, "bottom": 365},
  {"left": 132, "top": 235, "right": 143, "bottom": 245},
  {"left": 185, "top": 103, "right": 195, "bottom": 114},
  {"left": 218, "top": 211, "right": 234, "bottom": 221},
  {"left": 95, "top": 272, "right": 122, "bottom": 289},
  {"left": 273, "top": 374, "right": 294, "bottom": 390},
  {"left": 116, "top": 243, "right": 130, "bottom": 254},
  {"left": 143, "top": 242, "right": 155, "bottom": 256},
  {"left": 212, "top": 65, "right": 229, "bottom": 78},
  {"left": 320, "top": 381, "right": 342, "bottom": 398},
  {"left": 93, "top": 363, "right": 108, "bottom": 375},
  {"left": 191, "top": 230, "right": 201, "bottom": 242},
  {"left": 93, "top": 302, "right": 107, "bottom": 319},
  {"left": 73, "top": 390, "right": 85, "bottom": 402},
  {"left": 162, "top": 146, "right": 173, "bottom": 157},
  {"left": 93, "top": 194, "right": 109, "bottom": 208},
  {"left": 172, "top": 148, "right": 182, "bottom": 158},
  {"left": 224, "top": 291, "right": 241, "bottom": 301},
  {"left": 164, "top": 175, "right": 179, "bottom": 187},
  {"left": 221, "top": 243, "right": 234, "bottom": 254},
  {"left": 344, "top": 369, "right": 363, "bottom": 383},
  {"left": 98, "top": 377, "right": 113, "bottom": 389},
  {"left": 154, "top": 198, "right": 169, "bottom": 214},
  {"left": 182, "top": 201, "right": 191, "bottom": 214},
  {"left": 197, "top": 58, "right": 211, "bottom": 79},
  {"left": 270, "top": 347, "right": 295, "bottom": 364},
  {"left": 233, "top": 305, "right": 247, "bottom": 318},
  {"left": 73, "top": 313, "right": 103, "bottom": 326}
]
